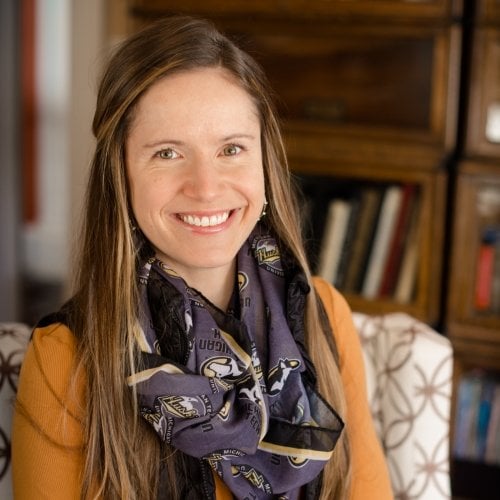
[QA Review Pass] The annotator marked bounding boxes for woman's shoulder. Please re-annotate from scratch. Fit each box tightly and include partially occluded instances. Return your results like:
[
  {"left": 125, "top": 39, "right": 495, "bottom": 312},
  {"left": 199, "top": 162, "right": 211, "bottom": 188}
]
[
  {"left": 311, "top": 276, "right": 362, "bottom": 369},
  {"left": 31, "top": 319, "right": 77, "bottom": 351},
  {"left": 19, "top": 318, "right": 83, "bottom": 415},
  {"left": 14, "top": 318, "right": 85, "bottom": 450},
  {"left": 311, "top": 276, "right": 353, "bottom": 324}
]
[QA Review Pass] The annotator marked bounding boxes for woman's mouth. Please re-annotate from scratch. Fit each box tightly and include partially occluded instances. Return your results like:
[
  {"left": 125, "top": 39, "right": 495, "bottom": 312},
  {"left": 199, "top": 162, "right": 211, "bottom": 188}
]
[{"left": 178, "top": 211, "right": 231, "bottom": 227}]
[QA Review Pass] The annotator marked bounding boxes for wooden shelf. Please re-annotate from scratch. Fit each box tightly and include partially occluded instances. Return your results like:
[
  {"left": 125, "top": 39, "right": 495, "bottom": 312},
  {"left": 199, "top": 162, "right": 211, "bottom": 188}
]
[
  {"left": 451, "top": 459, "right": 500, "bottom": 499},
  {"left": 131, "top": 0, "right": 463, "bottom": 22}
]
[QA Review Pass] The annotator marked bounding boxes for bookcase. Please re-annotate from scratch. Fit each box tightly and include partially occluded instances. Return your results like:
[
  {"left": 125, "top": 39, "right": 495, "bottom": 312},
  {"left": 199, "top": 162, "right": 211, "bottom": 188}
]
[{"left": 446, "top": 1, "right": 500, "bottom": 497}]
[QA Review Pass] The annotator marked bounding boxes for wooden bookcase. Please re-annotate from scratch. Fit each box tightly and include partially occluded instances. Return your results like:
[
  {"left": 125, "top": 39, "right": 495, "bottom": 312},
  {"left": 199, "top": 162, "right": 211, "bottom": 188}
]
[
  {"left": 448, "top": 161, "right": 500, "bottom": 365},
  {"left": 446, "top": 1, "right": 500, "bottom": 496}
]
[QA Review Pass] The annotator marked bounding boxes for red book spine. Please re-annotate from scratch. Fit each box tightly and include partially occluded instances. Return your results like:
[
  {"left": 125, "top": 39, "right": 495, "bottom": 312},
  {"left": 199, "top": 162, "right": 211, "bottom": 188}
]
[
  {"left": 475, "top": 243, "right": 495, "bottom": 311},
  {"left": 379, "top": 184, "right": 417, "bottom": 297}
]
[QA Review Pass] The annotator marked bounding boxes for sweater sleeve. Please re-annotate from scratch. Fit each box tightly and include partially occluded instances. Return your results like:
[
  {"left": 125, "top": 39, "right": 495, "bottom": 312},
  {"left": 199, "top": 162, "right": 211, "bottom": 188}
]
[
  {"left": 12, "top": 323, "right": 85, "bottom": 500},
  {"left": 313, "top": 277, "right": 393, "bottom": 500}
]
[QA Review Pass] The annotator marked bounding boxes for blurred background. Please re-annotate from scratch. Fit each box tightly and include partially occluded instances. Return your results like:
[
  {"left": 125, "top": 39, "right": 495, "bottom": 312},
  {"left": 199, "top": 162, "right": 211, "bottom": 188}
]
[{"left": 1, "top": 0, "right": 107, "bottom": 323}]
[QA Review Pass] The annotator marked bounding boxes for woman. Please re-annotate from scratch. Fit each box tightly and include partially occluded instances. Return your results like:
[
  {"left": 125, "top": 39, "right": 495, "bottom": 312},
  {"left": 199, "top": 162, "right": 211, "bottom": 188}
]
[{"left": 12, "top": 15, "right": 392, "bottom": 500}]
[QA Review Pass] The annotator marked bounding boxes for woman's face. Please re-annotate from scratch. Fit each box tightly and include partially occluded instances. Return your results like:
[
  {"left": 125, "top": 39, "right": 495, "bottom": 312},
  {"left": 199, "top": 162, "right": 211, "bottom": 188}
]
[{"left": 126, "top": 67, "right": 265, "bottom": 283}]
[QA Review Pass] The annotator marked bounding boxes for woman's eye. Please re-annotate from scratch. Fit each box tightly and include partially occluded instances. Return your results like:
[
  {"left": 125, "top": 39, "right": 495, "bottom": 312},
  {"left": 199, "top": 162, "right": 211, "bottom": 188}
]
[
  {"left": 222, "top": 144, "right": 242, "bottom": 156},
  {"left": 157, "top": 148, "right": 178, "bottom": 160}
]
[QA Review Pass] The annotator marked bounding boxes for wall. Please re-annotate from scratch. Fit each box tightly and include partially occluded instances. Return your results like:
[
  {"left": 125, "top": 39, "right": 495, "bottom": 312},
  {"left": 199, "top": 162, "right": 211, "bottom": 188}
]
[
  {"left": 22, "top": 0, "right": 71, "bottom": 282},
  {"left": 0, "top": 0, "right": 105, "bottom": 321}
]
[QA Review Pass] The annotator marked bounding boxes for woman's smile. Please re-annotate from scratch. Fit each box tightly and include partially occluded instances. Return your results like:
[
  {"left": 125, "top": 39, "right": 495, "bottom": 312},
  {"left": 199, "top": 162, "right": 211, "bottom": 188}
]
[{"left": 176, "top": 210, "right": 232, "bottom": 229}]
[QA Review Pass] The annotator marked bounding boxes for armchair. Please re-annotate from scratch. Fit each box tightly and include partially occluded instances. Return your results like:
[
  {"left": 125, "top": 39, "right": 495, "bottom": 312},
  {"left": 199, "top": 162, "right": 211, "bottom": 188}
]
[
  {"left": 353, "top": 312, "right": 453, "bottom": 499},
  {"left": 0, "top": 323, "right": 31, "bottom": 500}
]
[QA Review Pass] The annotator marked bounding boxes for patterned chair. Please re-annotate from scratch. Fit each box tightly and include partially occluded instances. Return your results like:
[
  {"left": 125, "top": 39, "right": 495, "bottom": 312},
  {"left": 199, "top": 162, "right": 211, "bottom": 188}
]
[
  {"left": 353, "top": 312, "right": 453, "bottom": 500},
  {"left": 0, "top": 323, "right": 31, "bottom": 500},
  {"left": 0, "top": 316, "right": 452, "bottom": 499}
]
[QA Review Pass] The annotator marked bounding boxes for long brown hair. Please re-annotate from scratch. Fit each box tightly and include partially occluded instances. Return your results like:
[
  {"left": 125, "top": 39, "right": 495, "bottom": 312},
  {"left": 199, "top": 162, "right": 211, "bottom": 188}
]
[{"left": 71, "top": 15, "right": 350, "bottom": 499}]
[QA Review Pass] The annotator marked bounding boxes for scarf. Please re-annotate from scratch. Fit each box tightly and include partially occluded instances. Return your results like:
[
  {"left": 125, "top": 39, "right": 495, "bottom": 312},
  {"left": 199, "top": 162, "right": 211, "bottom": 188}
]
[{"left": 128, "top": 228, "right": 344, "bottom": 499}]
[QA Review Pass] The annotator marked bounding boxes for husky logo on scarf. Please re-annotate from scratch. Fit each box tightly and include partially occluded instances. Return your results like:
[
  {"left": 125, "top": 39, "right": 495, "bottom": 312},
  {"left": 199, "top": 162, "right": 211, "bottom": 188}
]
[
  {"left": 201, "top": 356, "right": 245, "bottom": 380},
  {"left": 252, "top": 236, "right": 284, "bottom": 277},
  {"left": 268, "top": 358, "right": 301, "bottom": 396},
  {"left": 159, "top": 395, "right": 205, "bottom": 419}
]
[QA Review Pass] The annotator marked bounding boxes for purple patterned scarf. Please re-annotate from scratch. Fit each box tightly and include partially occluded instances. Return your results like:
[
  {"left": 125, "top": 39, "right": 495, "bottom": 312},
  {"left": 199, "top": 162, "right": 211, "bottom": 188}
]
[{"left": 128, "top": 229, "right": 344, "bottom": 499}]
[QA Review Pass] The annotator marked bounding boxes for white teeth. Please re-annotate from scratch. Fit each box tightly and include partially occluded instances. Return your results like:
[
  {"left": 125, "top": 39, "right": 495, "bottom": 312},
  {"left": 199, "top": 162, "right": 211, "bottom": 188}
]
[{"left": 181, "top": 211, "right": 229, "bottom": 227}]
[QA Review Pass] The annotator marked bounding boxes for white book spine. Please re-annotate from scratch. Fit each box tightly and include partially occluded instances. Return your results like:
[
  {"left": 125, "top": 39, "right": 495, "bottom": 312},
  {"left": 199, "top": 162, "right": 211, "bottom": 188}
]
[{"left": 317, "top": 199, "right": 351, "bottom": 284}]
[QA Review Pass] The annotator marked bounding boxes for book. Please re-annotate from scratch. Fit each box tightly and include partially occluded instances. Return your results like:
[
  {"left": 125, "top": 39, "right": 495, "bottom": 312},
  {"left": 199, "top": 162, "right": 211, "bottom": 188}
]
[
  {"left": 393, "top": 200, "right": 420, "bottom": 304},
  {"left": 334, "top": 194, "right": 361, "bottom": 289},
  {"left": 342, "top": 186, "right": 384, "bottom": 294},
  {"left": 362, "top": 185, "right": 403, "bottom": 299},
  {"left": 316, "top": 199, "right": 352, "bottom": 284},
  {"left": 488, "top": 227, "right": 500, "bottom": 313},
  {"left": 378, "top": 184, "right": 418, "bottom": 297},
  {"left": 474, "top": 227, "right": 500, "bottom": 311},
  {"left": 453, "top": 371, "right": 485, "bottom": 460},
  {"left": 476, "top": 377, "right": 496, "bottom": 461},
  {"left": 485, "top": 384, "right": 500, "bottom": 466}
]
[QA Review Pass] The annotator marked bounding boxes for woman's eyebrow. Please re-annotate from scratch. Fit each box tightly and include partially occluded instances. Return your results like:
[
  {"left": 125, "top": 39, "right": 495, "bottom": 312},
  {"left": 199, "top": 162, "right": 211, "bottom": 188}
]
[
  {"left": 142, "top": 139, "right": 185, "bottom": 149},
  {"left": 220, "top": 133, "right": 258, "bottom": 142}
]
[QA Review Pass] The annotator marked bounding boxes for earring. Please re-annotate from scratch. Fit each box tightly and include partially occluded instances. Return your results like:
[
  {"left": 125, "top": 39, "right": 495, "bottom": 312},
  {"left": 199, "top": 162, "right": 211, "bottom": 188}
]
[{"left": 259, "top": 199, "right": 268, "bottom": 220}]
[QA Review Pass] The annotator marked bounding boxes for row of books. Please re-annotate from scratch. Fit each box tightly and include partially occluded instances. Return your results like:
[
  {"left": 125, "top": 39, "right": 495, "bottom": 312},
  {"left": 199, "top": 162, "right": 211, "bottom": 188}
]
[
  {"left": 315, "top": 183, "right": 420, "bottom": 303},
  {"left": 474, "top": 225, "right": 500, "bottom": 314},
  {"left": 453, "top": 370, "right": 500, "bottom": 466}
]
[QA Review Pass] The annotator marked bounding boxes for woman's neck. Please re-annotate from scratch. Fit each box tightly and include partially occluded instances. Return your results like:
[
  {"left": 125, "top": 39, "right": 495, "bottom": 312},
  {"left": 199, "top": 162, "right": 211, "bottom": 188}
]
[{"left": 176, "top": 262, "right": 236, "bottom": 311}]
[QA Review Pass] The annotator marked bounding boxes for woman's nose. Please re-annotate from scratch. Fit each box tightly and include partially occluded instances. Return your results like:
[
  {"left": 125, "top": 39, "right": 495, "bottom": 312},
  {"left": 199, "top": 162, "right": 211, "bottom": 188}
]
[{"left": 181, "top": 155, "right": 224, "bottom": 201}]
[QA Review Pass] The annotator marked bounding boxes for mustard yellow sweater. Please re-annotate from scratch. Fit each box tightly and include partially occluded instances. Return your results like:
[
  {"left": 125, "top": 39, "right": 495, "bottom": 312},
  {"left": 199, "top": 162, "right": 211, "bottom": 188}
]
[{"left": 12, "top": 278, "right": 393, "bottom": 499}]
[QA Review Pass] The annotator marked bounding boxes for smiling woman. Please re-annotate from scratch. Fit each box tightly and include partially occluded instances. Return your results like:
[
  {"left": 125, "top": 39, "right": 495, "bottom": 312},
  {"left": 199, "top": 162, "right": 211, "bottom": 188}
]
[{"left": 11, "top": 15, "right": 392, "bottom": 500}]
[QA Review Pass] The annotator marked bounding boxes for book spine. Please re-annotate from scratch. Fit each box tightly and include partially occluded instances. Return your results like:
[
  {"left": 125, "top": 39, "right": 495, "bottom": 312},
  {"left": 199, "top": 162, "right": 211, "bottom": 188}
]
[
  {"left": 342, "top": 186, "right": 383, "bottom": 294},
  {"left": 316, "top": 199, "right": 351, "bottom": 284},
  {"left": 454, "top": 371, "right": 500, "bottom": 465},
  {"left": 379, "top": 184, "right": 417, "bottom": 297},
  {"left": 362, "top": 185, "right": 403, "bottom": 299},
  {"left": 393, "top": 199, "right": 420, "bottom": 304},
  {"left": 474, "top": 226, "right": 500, "bottom": 312},
  {"left": 454, "top": 372, "right": 484, "bottom": 460},
  {"left": 335, "top": 195, "right": 361, "bottom": 289},
  {"left": 475, "top": 244, "right": 495, "bottom": 311},
  {"left": 485, "top": 385, "right": 500, "bottom": 465}
]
